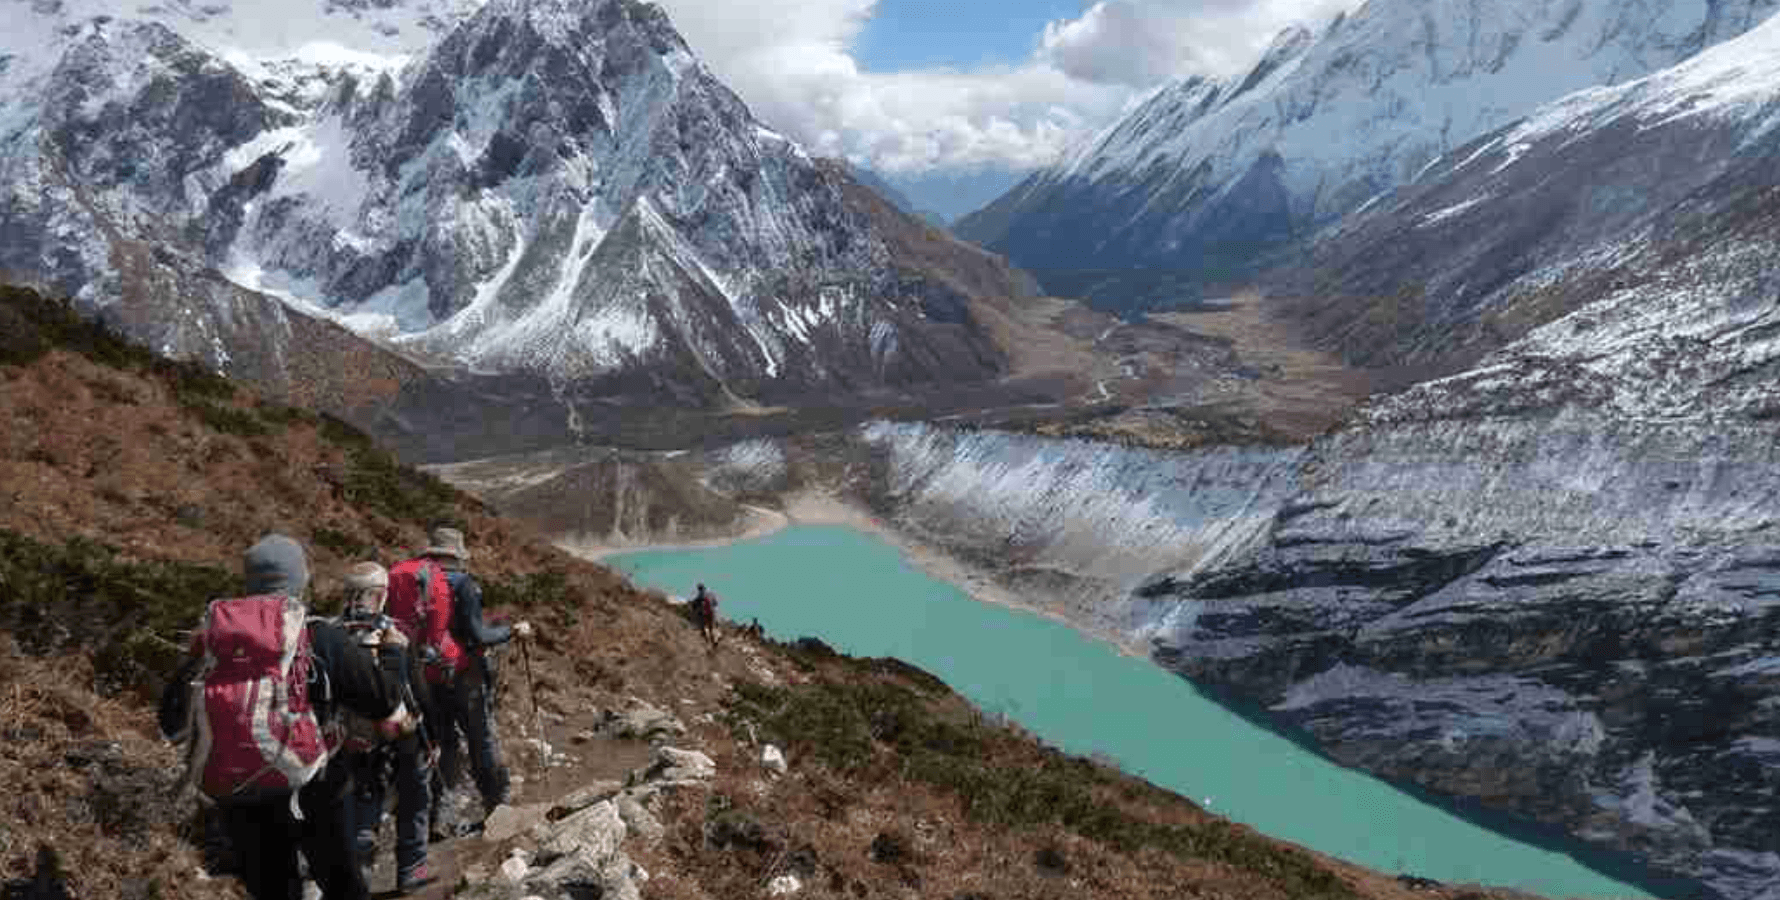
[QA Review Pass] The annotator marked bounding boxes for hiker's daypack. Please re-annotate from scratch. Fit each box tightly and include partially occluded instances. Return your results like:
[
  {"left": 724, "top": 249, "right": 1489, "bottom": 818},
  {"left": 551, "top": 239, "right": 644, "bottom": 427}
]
[
  {"left": 385, "top": 557, "right": 465, "bottom": 685},
  {"left": 181, "top": 595, "right": 330, "bottom": 800},
  {"left": 334, "top": 612, "right": 421, "bottom": 752}
]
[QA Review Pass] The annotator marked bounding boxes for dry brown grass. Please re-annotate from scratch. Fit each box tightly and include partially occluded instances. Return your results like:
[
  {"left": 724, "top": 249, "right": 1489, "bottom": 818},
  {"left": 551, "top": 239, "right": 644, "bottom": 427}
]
[
  {"left": 0, "top": 645, "right": 242, "bottom": 900},
  {"left": 0, "top": 285, "right": 1551, "bottom": 900}
]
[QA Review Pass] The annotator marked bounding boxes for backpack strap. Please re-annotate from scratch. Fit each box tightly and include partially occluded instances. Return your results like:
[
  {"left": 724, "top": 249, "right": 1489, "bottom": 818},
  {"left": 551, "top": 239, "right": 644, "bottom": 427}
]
[{"left": 172, "top": 600, "right": 223, "bottom": 803}]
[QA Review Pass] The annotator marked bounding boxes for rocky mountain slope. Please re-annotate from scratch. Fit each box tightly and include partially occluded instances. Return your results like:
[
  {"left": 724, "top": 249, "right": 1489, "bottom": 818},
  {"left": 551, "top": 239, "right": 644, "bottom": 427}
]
[
  {"left": 492, "top": 195, "right": 1780, "bottom": 894},
  {"left": 0, "top": 0, "right": 1020, "bottom": 410},
  {"left": 1, "top": 284, "right": 1542, "bottom": 900},
  {"left": 956, "top": 0, "right": 1780, "bottom": 309},
  {"left": 797, "top": 196, "right": 1780, "bottom": 896},
  {"left": 1269, "top": 6, "right": 1780, "bottom": 373}
]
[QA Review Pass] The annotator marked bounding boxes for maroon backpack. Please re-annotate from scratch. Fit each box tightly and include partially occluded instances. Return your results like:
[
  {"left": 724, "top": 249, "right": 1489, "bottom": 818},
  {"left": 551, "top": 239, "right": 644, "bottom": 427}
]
[{"left": 178, "top": 595, "right": 330, "bottom": 800}]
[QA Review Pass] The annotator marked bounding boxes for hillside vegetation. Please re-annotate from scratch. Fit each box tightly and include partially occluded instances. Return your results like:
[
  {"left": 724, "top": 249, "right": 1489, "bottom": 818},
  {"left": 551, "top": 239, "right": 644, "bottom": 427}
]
[{"left": 1, "top": 284, "right": 1539, "bottom": 900}]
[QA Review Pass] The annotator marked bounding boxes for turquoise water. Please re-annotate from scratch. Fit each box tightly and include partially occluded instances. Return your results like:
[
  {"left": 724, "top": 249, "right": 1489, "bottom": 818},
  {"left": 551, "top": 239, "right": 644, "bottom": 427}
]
[{"left": 610, "top": 525, "right": 1661, "bottom": 899}]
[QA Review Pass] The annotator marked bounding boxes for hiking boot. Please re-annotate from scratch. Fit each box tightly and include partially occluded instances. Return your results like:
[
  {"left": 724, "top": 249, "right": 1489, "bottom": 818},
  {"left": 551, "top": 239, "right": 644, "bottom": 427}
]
[{"left": 396, "top": 865, "right": 437, "bottom": 894}]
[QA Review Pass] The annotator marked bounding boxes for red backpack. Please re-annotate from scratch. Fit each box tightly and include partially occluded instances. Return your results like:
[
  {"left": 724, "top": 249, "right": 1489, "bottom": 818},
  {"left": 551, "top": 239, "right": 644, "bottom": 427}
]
[
  {"left": 385, "top": 558, "right": 465, "bottom": 684},
  {"left": 179, "top": 595, "right": 329, "bottom": 800}
]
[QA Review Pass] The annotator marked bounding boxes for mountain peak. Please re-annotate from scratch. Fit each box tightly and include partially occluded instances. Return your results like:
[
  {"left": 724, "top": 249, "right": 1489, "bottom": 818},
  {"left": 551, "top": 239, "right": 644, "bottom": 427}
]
[
  {"left": 0, "top": 0, "right": 1021, "bottom": 408},
  {"left": 956, "top": 0, "right": 1780, "bottom": 307}
]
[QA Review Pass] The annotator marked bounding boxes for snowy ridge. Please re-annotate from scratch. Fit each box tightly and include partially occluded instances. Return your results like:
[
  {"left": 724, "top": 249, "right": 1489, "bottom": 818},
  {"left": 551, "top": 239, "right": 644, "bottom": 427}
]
[
  {"left": 960, "top": 0, "right": 1780, "bottom": 287},
  {"left": 1266, "top": 0, "right": 1780, "bottom": 372},
  {"left": 0, "top": 0, "right": 1003, "bottom": 398},
  {"left": 1490, "top": 7, "right": 1780, "bottom": 150}
]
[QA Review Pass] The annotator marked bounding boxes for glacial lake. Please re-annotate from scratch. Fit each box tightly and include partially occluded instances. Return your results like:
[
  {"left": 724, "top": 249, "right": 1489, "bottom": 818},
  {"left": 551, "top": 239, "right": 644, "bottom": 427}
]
[{"left": 610, "top": 525, "right": 1665, "bottom": 899}]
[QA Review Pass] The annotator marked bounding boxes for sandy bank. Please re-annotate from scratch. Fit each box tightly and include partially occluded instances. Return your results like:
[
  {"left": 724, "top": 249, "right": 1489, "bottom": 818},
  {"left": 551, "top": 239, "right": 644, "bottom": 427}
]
[{"left": 557, "top": 492, "right": 1151, "bottom": 660}]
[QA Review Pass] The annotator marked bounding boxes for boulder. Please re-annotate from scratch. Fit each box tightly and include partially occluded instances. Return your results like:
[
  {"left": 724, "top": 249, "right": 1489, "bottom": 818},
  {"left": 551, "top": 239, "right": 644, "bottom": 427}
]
[
  {"left": 483, "top": 803, "right": 550, "bottom": 844},
  {"left": 549, "top": 779, "right": 623, "bottom": 819},
  {"left": 604, "top": 699, "right": 688, "bottom": 743},
  {"left": 499, "top": 855, "right": 529, "bottom": 883},
  {"left": 617, "top": 793, "right": 664, "bottom": 843},
  {"left": 529, "top": 847, "right": 642, "bottom": 900},
  {"left": 634, "top": 746, "right": 716, "bottom": 786},
  {"left": 536, "top": 800, "right": 626, "bottom": 866}
]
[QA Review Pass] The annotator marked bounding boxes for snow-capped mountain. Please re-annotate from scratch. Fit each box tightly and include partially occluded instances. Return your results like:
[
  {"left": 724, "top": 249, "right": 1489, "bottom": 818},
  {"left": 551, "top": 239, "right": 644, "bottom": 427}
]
[
  {"left": 1273, "top": 4, "right": 1780, "bottom": 371},
  {"left": 0, "top": 0, "right": 1009, "bottom": 406},
  {"left": 1, "top": 0, "right": 477, "bottom": 70},
  {"left": 955, "top": 0, "right": 1780, "bottom": 307}
]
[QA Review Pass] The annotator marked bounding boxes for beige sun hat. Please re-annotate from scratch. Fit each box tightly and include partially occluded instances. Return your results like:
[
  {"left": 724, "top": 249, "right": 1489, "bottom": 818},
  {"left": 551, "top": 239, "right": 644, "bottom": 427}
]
[
  {"left": 344, "top": 561, "right": 388, "bottom": 590},
  {"left": 423, "top": 526, "right": 471, "bottom": 561},
  {"left": 344, "top": 561, "right": 389, "bottom": 616}
]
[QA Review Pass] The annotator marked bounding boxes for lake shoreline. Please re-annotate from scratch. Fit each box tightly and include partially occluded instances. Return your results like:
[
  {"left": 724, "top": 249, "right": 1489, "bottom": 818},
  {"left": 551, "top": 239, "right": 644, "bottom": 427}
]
[
  {"left": 589, "top": 518, "right": 1672, "bottom": 900},
  {"left": 561, "top": 492, "right": 1154, "bottom": 660}
]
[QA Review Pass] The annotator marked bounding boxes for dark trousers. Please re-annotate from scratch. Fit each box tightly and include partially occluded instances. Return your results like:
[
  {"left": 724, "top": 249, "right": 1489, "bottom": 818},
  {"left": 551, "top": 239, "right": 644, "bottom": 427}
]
[
  {"left": 349, "top": 734, "right": 431, "bottom": 878},
  {"left": 429, "top": 665, "right": 509, "bottom": 819},
  {"left": 218, "top": 758, "right": 366, "bottom": 900}
]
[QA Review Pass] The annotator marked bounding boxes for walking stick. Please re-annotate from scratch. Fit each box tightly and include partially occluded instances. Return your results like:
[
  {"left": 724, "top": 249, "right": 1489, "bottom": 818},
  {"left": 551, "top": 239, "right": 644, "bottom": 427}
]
[{"left": 519, "top": 636, "right": 542, "bottom": 737}]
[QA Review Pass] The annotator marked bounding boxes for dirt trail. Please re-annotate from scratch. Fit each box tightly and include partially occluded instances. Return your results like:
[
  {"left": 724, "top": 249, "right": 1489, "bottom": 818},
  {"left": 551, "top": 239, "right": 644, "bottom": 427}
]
[{"left": 363, "top": 669, "right": 662, "bottom": 898}]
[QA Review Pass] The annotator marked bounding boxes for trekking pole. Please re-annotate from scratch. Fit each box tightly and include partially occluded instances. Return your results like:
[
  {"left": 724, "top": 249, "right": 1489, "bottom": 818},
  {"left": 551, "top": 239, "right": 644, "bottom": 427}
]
[{"left": 518, "top": 636, "right": 542, "bottom": 737}]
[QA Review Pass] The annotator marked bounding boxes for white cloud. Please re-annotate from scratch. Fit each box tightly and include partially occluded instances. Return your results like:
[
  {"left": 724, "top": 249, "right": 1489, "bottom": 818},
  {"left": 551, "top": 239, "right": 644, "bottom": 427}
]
[
  {"left": 654, "top": 0, "right": 1354, "bottom": 174},
  {"left": 1040, "top": 0, "right": 1355, "bottom": 86}
]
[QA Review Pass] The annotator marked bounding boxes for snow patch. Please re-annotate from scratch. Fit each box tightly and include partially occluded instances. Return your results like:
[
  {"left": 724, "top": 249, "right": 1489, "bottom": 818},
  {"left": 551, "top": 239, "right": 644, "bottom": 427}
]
[{"left": 1420, "top": 194, "right": 1492, "bottom": 227}]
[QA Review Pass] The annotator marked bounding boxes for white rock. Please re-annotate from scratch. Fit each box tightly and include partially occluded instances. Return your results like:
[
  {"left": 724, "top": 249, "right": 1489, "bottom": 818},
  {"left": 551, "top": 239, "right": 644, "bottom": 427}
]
[
  {"left": 768, "top": 873, "right": 802, "bottom": 896},
  {"left": 552, "top": 779, "right": 624, "bottom": 817},
  {"left": 650, "top": 746, "right": 717, "bottom": 781},
  {"left": 761, "top": 744, "right": 787, "bottom": 775},
  {"left": 537, "top": 800, "right": 627, "bottom": 866},
  {"left": 500, "top": 856, "right": 529, "bottom": 883},
  {"left": 483, "top": 803, "right": 550, "bottom": 844},
  {"left": 617, "top": 794, "right": 664, "bottom": 843}
]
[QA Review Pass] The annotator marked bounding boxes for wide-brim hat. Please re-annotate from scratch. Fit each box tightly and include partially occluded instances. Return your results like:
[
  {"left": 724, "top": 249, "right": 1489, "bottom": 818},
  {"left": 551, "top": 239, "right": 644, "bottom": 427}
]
[
  {"left": 423, "top": 526, "right": 471, "bottom": 561},
  {"left": 344, "top": 561, "right": 388, "bottom": 591}
]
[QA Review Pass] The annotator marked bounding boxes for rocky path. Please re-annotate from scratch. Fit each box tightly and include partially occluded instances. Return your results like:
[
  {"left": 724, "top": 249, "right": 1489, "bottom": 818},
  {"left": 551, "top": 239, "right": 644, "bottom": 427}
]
[{"left": 362, "top": 690, "right": 689, "bottom": 898}]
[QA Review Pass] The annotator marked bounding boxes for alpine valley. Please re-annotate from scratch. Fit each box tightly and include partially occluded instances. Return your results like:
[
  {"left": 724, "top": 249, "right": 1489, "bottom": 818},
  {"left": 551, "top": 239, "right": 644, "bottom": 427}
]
[{"left": 7, "top": 0, "right": 1780, "bottom": 898}]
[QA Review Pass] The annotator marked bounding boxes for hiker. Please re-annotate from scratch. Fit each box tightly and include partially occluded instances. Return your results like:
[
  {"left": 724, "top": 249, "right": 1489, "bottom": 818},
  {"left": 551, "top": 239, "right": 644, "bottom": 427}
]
[
  {"left": 159, "top": 534, "right": 412, "bottom": 900},
  {"left": 691, "top": 583, "right": 720, "bottom": 648},
  {"left": 399, "top": 526, "right": 525, "bottom": 835},
  {"left": 335, "top": 562, "right": 434, "bottom": 893}
]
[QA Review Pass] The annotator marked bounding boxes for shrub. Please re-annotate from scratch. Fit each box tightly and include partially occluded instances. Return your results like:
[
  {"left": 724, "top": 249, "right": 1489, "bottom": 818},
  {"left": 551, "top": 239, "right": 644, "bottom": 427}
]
[
  {"left": 311, "top": 526, "right": 372, "bottom": 559},
  {"left": 186, "top": 400, "right": 271, "bottom": 437},
  {"left": 725, "top": 672, "right": 1355, "bottom": 900},
  {"left": 482, "top": 571, "right": 577, "bottom": 621},
  {"left": 334, "top": 442, "right": 458, "bottom": 526},
  {"left": 0, "top": 529, "right": 236, "bottom": 693}
]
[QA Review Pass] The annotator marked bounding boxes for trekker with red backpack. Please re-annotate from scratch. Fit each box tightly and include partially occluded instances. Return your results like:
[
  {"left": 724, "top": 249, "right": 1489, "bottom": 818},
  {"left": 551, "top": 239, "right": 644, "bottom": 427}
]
[
  {"left": 407, "top": 526, "right": 523, "bottom": 836},
  {"left": 381, "top": 548, "right": 459, "bottom": 886},
  {"left": 159, "top": 534, "right": 411, "bottom": 900}
]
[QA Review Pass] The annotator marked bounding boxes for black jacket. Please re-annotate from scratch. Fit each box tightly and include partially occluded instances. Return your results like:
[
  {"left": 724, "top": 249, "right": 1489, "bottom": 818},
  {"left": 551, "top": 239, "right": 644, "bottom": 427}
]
[
  {"left": 159, "top": 619, "right": 408, "bottom": 741},
  {"left": 444, "top": 570, "right": 511, "bottom": 649}
]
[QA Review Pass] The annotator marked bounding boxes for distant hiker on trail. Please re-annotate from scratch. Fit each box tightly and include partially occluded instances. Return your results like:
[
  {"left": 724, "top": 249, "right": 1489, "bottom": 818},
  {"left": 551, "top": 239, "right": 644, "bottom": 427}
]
[
  {"left": 336, "top": 561, "right": 434, "bottom": 894},
  {"left": 160, "top": 534, "right": 413, "bottom": 900},
  {"left": 691, "top": 582, "right": 720, "bottom": 648},
  {"left": 405, "top": 526, "right": 527, "bottom": 835}
]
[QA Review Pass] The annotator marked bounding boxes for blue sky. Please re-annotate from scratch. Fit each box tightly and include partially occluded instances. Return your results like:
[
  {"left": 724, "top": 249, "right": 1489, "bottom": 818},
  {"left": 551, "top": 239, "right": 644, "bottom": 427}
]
[{"left": 853, "top": 0, "right": 1086, "bottom": 71}]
